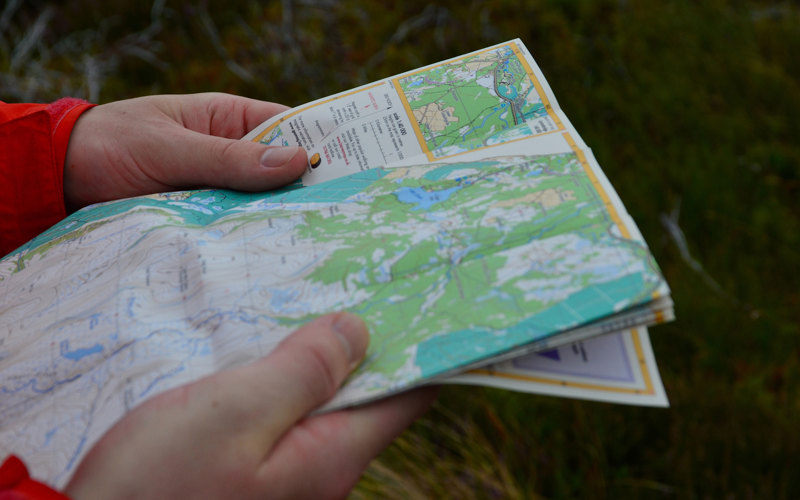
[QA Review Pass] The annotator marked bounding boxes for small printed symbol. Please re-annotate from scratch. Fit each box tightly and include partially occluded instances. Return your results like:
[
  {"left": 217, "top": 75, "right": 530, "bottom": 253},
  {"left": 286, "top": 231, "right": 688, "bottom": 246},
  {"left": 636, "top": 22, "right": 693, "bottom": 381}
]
[
  {"left": 309, "top": 152, "right": 322, "bottom": 169},
  {"left": 537, "top": 349, "right": 560, "bottom": 361}
]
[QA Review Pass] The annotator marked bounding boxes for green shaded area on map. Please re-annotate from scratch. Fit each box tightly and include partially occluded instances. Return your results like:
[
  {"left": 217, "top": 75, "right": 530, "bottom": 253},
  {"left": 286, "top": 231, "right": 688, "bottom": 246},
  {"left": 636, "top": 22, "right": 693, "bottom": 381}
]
[
  {"left": 2, "top": 152, "right": 663, "bottom": 403},
  {"left": 397, "top": 44, "right": 548, "bottom": 158},
  {"left": 289, "top": 155, "right": 660, "bottom": 385},
  {"left": 258, "top": 125, "right": 289, "bottom": 147}
]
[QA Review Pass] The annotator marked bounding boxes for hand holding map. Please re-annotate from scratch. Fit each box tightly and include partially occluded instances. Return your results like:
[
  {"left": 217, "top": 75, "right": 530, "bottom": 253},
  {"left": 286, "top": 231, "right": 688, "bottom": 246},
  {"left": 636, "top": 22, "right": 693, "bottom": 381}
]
[
  {"left": 2, "top": 93, "right": 436, "bottom": 495},
  {"left": 64, "top": 312, "right": 435, "bottom": 499},
  {"left": 63, "top": 93, "right": 307, "bottom": 211}
]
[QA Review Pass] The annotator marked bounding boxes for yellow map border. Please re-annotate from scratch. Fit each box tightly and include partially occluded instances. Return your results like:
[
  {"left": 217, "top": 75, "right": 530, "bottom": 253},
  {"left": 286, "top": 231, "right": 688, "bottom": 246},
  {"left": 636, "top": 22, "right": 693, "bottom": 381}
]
[
  {"left": 464, "top": 132, "right": 665, "bottom": 396},
  {"left": 391, "top": 41, "right": 565, "bottom": 162},
  {"left": 563, "top": 132, "right": 632, "bottom": 239},
  {"left": 566, "top": 131, "right": 663, "bottom": 303}
]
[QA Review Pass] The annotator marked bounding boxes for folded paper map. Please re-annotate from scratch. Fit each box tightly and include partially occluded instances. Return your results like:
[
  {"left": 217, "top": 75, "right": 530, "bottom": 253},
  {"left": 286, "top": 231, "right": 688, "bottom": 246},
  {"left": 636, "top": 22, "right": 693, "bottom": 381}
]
[{"left": 0, "top": 39, "right": 672, "bottom": 486}]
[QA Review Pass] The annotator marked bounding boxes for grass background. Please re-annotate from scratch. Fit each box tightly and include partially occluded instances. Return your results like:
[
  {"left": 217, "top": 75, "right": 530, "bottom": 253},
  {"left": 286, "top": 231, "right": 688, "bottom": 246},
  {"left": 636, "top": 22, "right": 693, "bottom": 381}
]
[{"left": 3, "top": 0, "right": 798, "bottom": 497}]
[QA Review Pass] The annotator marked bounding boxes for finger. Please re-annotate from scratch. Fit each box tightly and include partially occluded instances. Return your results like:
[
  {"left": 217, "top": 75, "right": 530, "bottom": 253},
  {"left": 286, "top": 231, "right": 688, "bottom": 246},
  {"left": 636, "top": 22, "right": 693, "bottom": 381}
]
[
  {"left": 162, "top": 93, "right": 291, "bottom": 138},
  {"left": 215, "top": 312, "right": 370, "bottom": 447},
  {"left": 212, "top": 95, "right": 291, "bottom": 138},
  {"left": 258, "top": 386, "right": 439, "bottom": 498},
  {"left": 163, "top": 127, "right": 308, "bottom": 191}
]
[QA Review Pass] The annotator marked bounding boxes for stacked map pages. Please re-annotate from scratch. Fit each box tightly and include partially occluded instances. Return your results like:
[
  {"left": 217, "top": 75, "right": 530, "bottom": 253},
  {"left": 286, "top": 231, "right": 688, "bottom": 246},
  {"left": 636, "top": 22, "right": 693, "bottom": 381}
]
[{"left": 0, "top": 39, "right": 673, "bottom": 486}]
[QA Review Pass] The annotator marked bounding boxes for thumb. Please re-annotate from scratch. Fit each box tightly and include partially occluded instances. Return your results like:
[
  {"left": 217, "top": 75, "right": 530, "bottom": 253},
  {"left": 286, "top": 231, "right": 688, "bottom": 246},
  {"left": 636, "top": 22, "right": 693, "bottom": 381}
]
[
  {"left": 212, "top": 312, "right": 370, "bottom": 447},
  {"left": 168, "top": 128, "right": 308, "bottom": 191}
]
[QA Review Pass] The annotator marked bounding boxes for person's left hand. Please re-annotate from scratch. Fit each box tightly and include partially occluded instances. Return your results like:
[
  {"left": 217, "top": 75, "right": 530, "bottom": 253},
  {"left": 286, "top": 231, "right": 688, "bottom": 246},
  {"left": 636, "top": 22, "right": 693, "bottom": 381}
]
[
  {"left": 63, "top": 93, "right": 307, "bottom": 212},
  {"left": 64, "top": 312, "right": 437, "bottom": 499}
]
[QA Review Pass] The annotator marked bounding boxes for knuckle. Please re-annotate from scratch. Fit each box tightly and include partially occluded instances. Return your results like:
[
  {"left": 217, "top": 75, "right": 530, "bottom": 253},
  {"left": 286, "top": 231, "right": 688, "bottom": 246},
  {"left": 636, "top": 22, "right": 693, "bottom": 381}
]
[
  {"left": 295, "top": 338, "right": 342, "bottom": 404},
  {"left": 211, "top": 139, "right": 239, "bottom": 167},
  {"left": 203, "top": 93, "right": 235, "bottom": 135},
  {"left": 203, "top": 92, "right": 229, "bottom": 110}
]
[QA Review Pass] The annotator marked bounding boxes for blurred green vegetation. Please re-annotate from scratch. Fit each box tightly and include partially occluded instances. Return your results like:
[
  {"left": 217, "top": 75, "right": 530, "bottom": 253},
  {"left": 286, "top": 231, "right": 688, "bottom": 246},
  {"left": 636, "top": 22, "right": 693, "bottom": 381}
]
[{"left": 3, "top": 0, "right": 799, "bottom": 497}]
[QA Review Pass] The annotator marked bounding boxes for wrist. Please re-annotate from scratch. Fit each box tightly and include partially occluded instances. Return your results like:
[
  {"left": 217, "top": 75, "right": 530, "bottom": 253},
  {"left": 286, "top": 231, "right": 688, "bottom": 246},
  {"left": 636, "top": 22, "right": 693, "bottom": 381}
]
[{"left": 51, "top": 98, "right": 96, "bottom": 213}]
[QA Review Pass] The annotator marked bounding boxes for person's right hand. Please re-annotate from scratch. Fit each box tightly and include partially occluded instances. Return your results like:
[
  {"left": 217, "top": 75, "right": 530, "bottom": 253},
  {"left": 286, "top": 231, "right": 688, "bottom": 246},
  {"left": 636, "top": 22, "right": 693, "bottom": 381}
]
[{"left": 64, "top": 312, "right": 437, "bottom": 499}]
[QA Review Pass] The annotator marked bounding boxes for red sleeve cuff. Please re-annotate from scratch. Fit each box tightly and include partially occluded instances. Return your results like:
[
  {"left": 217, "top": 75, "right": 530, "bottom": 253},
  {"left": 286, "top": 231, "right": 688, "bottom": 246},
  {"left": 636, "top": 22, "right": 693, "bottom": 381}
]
[
  {"left": 0, "top": 456, "right": 71, "bottom": 500},
  {"left": 47, "top": 98, "right": 96, "bottom": 211},
  {"left": 0, "top": 98, "right": 95, "bottom": 256}
]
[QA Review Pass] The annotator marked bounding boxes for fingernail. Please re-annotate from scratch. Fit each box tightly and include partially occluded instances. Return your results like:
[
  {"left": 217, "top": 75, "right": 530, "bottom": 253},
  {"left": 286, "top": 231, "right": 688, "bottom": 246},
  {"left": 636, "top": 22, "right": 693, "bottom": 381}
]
[
  {"left": 260, "top": 146, "right": 301, "bottom": 168},
  {"left": 332, "top": 312, "right": 368, "bottom": 367}
]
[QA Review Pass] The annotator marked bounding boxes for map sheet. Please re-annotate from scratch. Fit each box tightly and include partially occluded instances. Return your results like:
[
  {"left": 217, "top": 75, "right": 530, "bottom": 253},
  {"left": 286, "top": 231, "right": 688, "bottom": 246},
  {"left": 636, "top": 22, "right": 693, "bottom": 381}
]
[
  {"left": 244, "top": 38, "right": 672, "bottom": 402},
  {"left": 0, "top": 40, "right": 672, "bottom": 486}
]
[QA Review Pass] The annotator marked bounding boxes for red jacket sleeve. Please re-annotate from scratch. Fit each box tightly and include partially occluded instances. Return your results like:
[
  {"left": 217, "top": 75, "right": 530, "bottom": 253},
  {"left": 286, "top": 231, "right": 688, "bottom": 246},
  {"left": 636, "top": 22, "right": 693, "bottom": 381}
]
[
  {"left": 0, "top": 99, "right": 94, "bottom": 496},
  {"left": 0, "top": 455, "right": 70, "bottom": 500},
  {"left": 0, "top": 98, "right": 95, "bottom": 257}
]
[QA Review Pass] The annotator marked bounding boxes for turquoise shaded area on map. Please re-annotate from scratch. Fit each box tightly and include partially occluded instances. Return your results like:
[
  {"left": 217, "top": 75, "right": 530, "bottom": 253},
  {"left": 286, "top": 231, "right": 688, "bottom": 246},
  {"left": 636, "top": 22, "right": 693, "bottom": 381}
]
[
  {"left": 524, "top": 102, "right": 546, "bottom": 120},
  {"left": 414, "top": 272, "right": 647, "bottom": 378},
  {"left": 7, "top": 168, "right": 390, "bottom": 259},
  {"left": 421, "top": 161, "right": 497, "bottom": 181}
]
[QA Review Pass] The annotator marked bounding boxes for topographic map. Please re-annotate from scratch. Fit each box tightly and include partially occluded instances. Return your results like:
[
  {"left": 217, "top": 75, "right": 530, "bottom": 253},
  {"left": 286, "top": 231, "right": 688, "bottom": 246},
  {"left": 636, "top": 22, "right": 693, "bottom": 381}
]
[
  {"left": 0, "top": 151, "right": 665, "bottom": 486},
  {"left": 396, "top": 43, "right": 556, "bottom": 158},
  {"left": 0, "top": 40, "right": 672, "bottom": 487}
]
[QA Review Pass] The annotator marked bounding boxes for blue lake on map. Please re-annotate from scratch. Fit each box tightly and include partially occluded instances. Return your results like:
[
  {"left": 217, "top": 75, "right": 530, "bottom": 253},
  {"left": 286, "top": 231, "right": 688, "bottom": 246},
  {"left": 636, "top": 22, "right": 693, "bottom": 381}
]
[
  {"left": 394, "top": 186, "right": 462, "bottom": 211},
  {"left": 59, "top": 340, "right": 103, "bottom": 361},
  {"left": 496, "top": 83, "right": 518, "bottom": 100}
]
